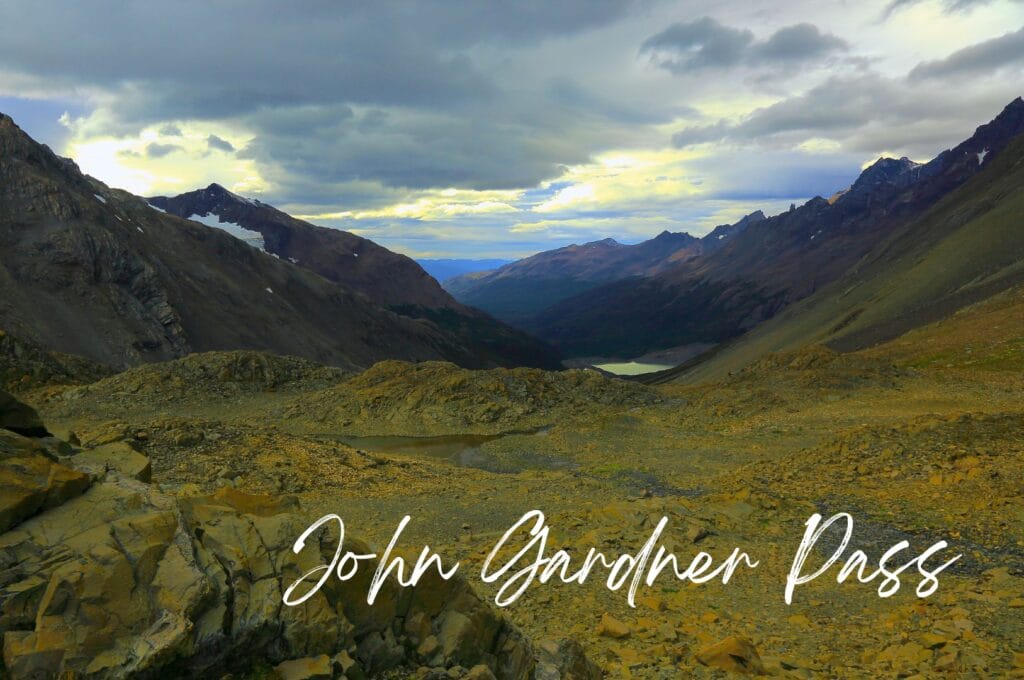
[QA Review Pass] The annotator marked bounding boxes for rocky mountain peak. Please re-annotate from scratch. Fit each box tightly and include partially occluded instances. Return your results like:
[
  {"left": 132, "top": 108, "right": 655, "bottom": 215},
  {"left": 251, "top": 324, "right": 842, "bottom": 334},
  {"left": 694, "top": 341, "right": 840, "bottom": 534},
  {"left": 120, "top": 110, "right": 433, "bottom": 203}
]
[
  {"left": 956, "top": 95, "right": 1024, "bottom": 154},
  {"left": 702, "top": 210, "right": 766, "bottom": 245},
  {"left": 0, "top": 111, "right": 41, "bottom": 156},
  {"left": 582, "top": 237, "right": 620, "bottom": 248},
  {"left": 856, "top": 156, "right": 920, "bottom": 184},
  {"left": 651, "top": 230, "right": 697, "bottom": 243}
]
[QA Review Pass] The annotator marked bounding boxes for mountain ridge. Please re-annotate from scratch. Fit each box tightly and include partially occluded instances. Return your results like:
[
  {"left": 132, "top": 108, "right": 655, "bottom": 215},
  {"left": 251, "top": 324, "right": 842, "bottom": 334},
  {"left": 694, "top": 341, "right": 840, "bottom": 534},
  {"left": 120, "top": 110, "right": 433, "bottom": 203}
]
[
  {"left": 148, "top": 183, "right": 562, "bottom": 369},
  {"left": 663, "top": 129, "right": 1024, "bottom": 384},
  {"left": 0, "top": 113, "right": 561, "bottom": 371},
  {"left": 524, "top": 97, "right": 1024, "bottom": 359},
  {"left": 445, "top": 210, "right": 764, "bottom": 323}
]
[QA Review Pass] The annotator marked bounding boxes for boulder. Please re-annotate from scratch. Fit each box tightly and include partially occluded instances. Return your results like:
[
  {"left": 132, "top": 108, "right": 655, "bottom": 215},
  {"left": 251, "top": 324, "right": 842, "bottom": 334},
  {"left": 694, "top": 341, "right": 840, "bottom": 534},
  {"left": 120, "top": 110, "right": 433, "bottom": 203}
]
[
  {"left": 0, "top": 478, "right": 554, "bottom": 679},
  {"left": 596, "top": 612, "right": 630, "bottom": 639},
  {"left": 0, "top": 390, "right": 49, "bottom": 438},
  {"left": 535, "top": 639, "right": 602, "bottom": 680},
  {"left": 71, "top": 441, "right": 152, "bottom": 482},
  {"left": 0, "top": 429, "right": 91, "bottom": 533},
  {"left": 274, "top": 654, "right": 334, "bottom": 679},
  {"left": 695, "top": 635, "right": 766, "bottom": 675}
]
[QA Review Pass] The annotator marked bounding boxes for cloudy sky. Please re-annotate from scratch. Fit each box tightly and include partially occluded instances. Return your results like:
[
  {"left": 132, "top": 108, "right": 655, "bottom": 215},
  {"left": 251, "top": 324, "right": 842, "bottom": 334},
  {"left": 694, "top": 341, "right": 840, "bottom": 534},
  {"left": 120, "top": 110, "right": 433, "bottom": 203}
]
[{"left": 1, "top": 1, "right": 1021, "bottom": 258}]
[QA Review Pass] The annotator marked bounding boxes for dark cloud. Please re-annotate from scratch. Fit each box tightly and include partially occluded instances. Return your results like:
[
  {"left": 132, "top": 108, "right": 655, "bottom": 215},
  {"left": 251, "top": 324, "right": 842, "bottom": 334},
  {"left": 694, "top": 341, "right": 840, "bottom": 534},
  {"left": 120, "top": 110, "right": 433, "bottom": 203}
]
[
  {"left": 672, "top": 71, "right": 1020, "bottom": 157},
  {"left": 754, "top": 24, "right": 849, "bottom": 62},
  {"left": 157, "top": 123, "right": 182, "bottom": 136},
  {"left": 145, "top": 142, "right": 183, "bottom": 158},
  {"left": 640, "top": 18, "right": 847, "bottom": 75},
  {"left": 641, "top": 18, "right": 755, "bottom": 72},
  {"left": 673, "top": 75, "right": 895, "bottom": 147},
  {"left": 238, "top": 106, "right": 589, "bottom": 193},
  {"left": 909, "top": 26, "right": 1024, "bottom": 80},
  {"left": 0, "top": 0, "right": 657, "bottom": 201},
  {"left": 206, "top": 134, "right": 235, "bottom": 153},
  {"left": 0, "top": 1, "right": 637, "bottom": 118}
]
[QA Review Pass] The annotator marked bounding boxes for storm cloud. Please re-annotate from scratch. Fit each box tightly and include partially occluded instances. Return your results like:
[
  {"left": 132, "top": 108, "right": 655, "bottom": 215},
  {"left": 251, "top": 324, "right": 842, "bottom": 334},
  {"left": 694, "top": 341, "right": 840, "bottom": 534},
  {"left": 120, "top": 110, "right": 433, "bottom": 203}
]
[{"left": 0, "top": 0, "right": 1019, "bottom": 256}]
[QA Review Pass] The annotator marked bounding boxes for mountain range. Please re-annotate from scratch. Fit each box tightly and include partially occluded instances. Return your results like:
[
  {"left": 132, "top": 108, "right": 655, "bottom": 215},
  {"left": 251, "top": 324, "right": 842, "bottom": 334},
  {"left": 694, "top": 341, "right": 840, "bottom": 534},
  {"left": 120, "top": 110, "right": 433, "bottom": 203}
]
[
  {"left": 664, "top": 111, "right": 1024, "bottom": 385},
  {"left": 2, "top": 98, "right": 1021, "bottom": 379},
  {"left": 445, "top": 211, "right": 764, "bottom": 323},
  {"left": 449, "top": 97, "right": 1024, "bottom": 363},
  {"left": 0, "top": 113, "right": 560, "bottom": 372}
]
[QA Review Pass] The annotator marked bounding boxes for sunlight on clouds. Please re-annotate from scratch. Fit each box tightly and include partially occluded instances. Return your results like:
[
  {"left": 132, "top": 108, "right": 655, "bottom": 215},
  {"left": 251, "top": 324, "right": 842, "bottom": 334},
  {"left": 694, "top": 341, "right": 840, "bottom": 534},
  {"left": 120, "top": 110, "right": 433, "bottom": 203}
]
[
  {"left": 534, "top": 183, "right": 597, "bottom": 212},
  {"left": 533, "top": 148, "right": 704, "bottom": 214},
  {"left": 60, "top": 114, "right": 266, "bottom": 197},
  {"left": 62, "top": 137, "right": 157, "bottom": 195},
  {"left": 798, "top": 137, "right": 843, "bottom": 153},
  {"left": 297, "top": 188, "right": 522, "bottom": 222}
]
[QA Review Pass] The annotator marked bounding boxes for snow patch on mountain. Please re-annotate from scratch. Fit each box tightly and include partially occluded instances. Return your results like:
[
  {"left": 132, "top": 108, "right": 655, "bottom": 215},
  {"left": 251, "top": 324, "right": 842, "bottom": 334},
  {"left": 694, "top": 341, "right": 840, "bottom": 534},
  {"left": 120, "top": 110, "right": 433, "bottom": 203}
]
[{"left": 187, "top": 212, "right": 266, "bottom": 251}]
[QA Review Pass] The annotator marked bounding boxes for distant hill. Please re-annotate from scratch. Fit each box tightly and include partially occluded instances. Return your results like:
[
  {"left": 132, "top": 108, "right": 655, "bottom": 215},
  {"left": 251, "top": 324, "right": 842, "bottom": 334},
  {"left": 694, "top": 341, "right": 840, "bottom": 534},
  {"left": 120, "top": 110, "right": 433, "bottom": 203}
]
[
  {"left": 445, "top": 212, "right": 763, "bottom": 323},
  {"left": 525, "top": 98, "right": 1024, "bottom": 360},
  {"left": 418, "top": 258, "right": 512, "bottom": 283},
  {"left": 0, "top": 113, "right": 561, "bottom": 371}
]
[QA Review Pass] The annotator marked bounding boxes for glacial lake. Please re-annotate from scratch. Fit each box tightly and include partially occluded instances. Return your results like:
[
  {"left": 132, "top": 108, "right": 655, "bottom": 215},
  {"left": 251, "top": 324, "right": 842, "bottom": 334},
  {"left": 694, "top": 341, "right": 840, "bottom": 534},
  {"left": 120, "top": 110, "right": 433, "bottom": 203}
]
[{"left": 593, "top": 361, "right": 673, "bottom": 376}]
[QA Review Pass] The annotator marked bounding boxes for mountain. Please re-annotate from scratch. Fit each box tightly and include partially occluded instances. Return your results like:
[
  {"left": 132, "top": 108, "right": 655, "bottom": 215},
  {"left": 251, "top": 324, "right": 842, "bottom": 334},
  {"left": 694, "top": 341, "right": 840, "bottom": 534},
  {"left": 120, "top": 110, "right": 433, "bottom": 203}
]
[
  {"left": 149, "top": 184, "right": 452, "bottom": 308},
  {"left": 148, "top": 186, "right": 560, "bottom": 370},
  {"left": 0, "top": 113, "right": 560, "bottom": 371},
  {"left": 445, "top": 211, "right": 763, "bottom": 323},
  {"left": 660, "top": 124, "right": 1024, "bottom": 384},
  {"left": 525, "top": 98, "right": 1024, "bottom": 359},
  {"left": 417, "top": 258, "right": 513, "bottom": 283}
]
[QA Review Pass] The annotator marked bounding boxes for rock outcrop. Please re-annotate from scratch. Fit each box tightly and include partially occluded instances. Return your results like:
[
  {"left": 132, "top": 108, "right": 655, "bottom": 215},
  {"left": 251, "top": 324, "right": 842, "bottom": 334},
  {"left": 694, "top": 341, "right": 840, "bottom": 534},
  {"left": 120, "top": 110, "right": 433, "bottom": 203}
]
[
  {"left": 289, "top": 360, "right": 660, "bottom": 435},
  {"left": 0, "top": 389, "right": 49, "bottom": 438},
  {"left": 0, "top": 394, "right": 597, "bottom": 679}
]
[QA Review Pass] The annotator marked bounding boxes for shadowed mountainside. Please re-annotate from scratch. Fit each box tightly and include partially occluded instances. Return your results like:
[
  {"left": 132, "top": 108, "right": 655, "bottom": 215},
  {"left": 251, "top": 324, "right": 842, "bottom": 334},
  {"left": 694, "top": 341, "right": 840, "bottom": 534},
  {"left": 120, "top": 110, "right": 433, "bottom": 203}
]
[
  {"left": 524, "top": 98, "right": 1024, "bottom": 359},
  {"left": 0, "top": 113, "right": 561, "bottom": 372},
  {"left": 445, "top": 211, "right": 763, "bottom": 323},
  {"left": 656, "top": 131, "right": 1024, "bottom": 385}
]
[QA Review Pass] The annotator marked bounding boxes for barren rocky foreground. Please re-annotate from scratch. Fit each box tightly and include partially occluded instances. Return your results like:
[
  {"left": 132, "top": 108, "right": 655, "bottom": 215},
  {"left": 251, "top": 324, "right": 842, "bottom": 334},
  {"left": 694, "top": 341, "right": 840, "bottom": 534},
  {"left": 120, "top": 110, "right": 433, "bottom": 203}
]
[{"left": 2, "top": 283, "right": 1023, "bottom": 678}]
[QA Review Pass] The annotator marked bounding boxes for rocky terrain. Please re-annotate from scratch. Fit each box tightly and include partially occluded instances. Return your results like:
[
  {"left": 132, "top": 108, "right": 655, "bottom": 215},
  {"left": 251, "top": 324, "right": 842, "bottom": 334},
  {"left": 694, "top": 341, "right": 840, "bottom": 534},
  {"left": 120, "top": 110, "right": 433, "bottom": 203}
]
[
  {"left": 0, "top": 390, "right": 603, "bottom": 679},
  {"left": 1, "top": 97, "right": 1022, "bottom": 680},
  {"left": 1, "top": 273, "right": 1021, "bottom": 677}
]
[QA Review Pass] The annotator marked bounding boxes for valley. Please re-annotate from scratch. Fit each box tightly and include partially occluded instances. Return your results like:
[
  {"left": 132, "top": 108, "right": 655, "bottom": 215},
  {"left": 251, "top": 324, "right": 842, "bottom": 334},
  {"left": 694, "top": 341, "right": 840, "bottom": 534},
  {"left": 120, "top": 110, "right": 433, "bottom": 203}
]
[
  {"left": 4, "top": 277, "right": 1022, "bottom": 676},
  {"left": 1, "top": 97, "right": 1022, "bottom": 678}
]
